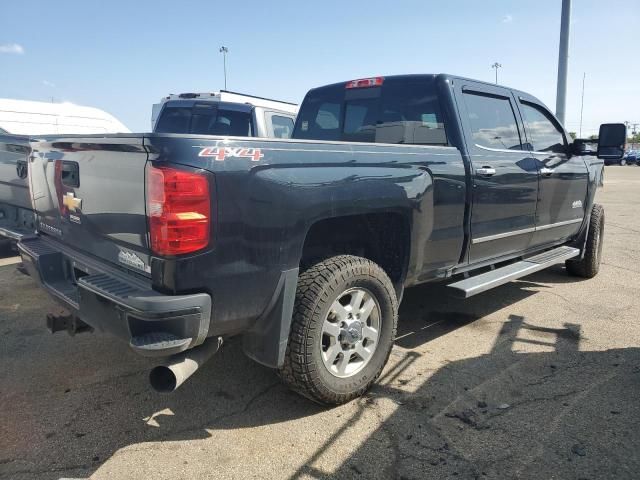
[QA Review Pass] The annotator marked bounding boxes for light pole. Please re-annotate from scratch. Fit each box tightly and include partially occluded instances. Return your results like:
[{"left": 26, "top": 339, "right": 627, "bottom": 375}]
[
  {"left": 579, "top": 72, "right": 586, "bottom": 138},
  {"left": 555, "top": 0, "right": 571, "bottom": 125},
  {"left": 219, "top": 46, "right": 229, "bottom": 90},
  {"left": 491, "top": 62, "right": 502, "bottom": 84}
]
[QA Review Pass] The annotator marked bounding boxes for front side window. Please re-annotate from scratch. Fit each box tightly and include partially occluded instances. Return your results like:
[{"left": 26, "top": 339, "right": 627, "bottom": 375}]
[
  {"left": 463, "top": 92, "right": 523, "bottom": 150},
  {"left": 519, "top": 102, "right": 566, "bottom": 153}
]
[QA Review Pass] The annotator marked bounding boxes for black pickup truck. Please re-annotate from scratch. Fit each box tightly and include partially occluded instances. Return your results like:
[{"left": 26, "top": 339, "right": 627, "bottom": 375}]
[{"left": 17, "top": 74, "right": 625, "bottom": 405}]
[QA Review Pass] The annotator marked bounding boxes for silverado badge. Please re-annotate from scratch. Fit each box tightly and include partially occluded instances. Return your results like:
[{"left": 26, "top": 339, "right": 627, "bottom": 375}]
[{"left": 62, "top": 192, "right": 82, "bottom": 212}]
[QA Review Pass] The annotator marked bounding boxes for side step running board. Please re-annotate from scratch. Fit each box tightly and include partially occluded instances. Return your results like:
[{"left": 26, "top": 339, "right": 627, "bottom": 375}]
[{"left": 447, "top": 246, "right": 580, "bottom": 298}]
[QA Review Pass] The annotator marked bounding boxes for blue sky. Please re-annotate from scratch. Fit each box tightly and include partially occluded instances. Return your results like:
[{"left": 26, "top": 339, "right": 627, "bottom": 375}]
[{"left": 1, "top": 0, "right": 638, "bottom": 135}]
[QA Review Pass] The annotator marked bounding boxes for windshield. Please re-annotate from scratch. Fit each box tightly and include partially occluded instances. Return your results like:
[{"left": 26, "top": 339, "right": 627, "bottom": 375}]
[
  {"left": 293, "top": 77, "right": 448, "bottom": 145},
  {"left": 155, "top": 103, "right": 253, "bottom": 136}
]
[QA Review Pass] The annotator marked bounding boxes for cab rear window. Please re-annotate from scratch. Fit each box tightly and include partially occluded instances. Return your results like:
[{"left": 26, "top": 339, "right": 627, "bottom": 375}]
[
  {"left": 293, "top": 78, "right": 448, "bottom": 145},
  {"left": 155, "top": 104, "right": 252, "bottom": 136}
]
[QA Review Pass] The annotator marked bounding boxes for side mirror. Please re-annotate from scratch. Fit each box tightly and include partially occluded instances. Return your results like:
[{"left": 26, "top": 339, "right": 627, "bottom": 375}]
[
  {"left": 597, "top": 123, "right": 626, "bottom": 160},
  {"left": 572, "top": 139, "right": 597, "bottom": 156}
]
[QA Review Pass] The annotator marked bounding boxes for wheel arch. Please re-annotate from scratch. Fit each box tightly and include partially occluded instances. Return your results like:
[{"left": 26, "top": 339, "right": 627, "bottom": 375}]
[
  {"left": 242, "top": 210, "right": 412, "bottom": 369},
  {"left": 298, "top": 211, "right": 412, "bottom": 300}
]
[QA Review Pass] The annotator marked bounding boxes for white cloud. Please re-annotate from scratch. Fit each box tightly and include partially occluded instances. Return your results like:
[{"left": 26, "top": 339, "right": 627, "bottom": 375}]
[
  {"left": 42, "top": 80, "right": 56, "bottom": 87},
  {"left": 0, "top": 43, "right": 25, "bottom": 54},
  {"left": 502, "top": 14, "right": 513, "bottom": 23}
]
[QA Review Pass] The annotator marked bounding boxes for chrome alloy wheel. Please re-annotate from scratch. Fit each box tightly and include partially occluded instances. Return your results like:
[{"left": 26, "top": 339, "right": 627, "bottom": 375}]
[{"left": 321, "top": 287, "right": 381, "bottom": 378}]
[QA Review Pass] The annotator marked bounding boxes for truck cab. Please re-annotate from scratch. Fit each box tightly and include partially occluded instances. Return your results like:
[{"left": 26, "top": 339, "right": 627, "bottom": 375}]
[{"left": 151, "top": 90, "right": 298, "bottom": 139}]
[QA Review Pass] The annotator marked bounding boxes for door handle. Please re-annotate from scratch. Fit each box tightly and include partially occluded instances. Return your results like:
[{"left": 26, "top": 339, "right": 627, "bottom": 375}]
[
  {"left": 540, "top": 167, "right": 555, "bottom": 176},
  {"left": 476, "top": 167, "right": 496, "bottom": 176}
]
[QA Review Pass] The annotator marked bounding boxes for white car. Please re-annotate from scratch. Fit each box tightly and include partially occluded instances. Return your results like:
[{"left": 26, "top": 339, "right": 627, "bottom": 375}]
[{"left": 0, "top": 98, "right": 130, "bottom": 135}]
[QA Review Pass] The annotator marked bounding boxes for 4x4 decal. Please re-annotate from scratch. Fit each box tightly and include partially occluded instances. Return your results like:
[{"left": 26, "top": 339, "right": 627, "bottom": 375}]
[{"left": 198, "top": 147, "right": 264, "bottom": 161}]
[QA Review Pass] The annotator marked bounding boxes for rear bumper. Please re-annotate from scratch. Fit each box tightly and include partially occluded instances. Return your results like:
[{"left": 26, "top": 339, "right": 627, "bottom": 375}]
[
  {"left": 0, "top": 226, "right": 27, "bottom": 241},
  {"left": 18, "top": 236, "right": 212, "bottom": 357}
]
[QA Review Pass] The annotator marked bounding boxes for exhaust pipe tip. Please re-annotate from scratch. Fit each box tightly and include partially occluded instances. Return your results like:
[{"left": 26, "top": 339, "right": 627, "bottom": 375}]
[
  {"left": 148, "top": 337, "right": 223, "bottom": 393},
  {"left": 149, "top": 366, "right": 178, "bottom": 393}
]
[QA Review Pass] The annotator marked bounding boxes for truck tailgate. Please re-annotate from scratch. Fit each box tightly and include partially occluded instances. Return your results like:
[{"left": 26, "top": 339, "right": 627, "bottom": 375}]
[
  {"left": 0, "top": 134, "right": 31, "bottom": 210},
  {"left": 29, "top": 135, "right": 152, "bottom": 275}
]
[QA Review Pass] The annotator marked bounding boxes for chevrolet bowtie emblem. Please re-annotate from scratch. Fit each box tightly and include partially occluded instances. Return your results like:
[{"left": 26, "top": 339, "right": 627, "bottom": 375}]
[{"left": 62, "top": 192, "right": 82, "bottom": 212}]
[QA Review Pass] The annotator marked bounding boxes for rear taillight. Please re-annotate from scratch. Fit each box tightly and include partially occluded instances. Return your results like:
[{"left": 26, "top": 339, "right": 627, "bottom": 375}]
[
  {"left": 146, "top": 165, "right": 211, "bottom": 256},
  {"left": 345, "top": 77, "right": 384, "bottom": 89}
]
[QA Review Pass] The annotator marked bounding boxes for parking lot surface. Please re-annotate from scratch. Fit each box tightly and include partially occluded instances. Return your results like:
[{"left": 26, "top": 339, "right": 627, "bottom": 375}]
[{"left": 1, "top": 166, "right": 639, "bottom": 480}]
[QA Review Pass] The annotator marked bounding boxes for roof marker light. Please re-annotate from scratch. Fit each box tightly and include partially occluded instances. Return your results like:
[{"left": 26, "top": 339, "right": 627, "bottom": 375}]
[{"left": 345, "top": 77, "right": 384, "bottom": 89}]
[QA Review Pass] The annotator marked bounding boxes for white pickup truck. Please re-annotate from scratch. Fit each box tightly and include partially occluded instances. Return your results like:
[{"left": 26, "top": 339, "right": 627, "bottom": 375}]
[{"left": 151, "top": 90, "right": 298, "bottom": 139}]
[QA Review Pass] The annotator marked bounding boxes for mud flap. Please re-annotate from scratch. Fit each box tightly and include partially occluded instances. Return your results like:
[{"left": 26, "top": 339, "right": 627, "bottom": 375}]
[{"left": 242, "top": 267, "right": 299, "bottom": 368}]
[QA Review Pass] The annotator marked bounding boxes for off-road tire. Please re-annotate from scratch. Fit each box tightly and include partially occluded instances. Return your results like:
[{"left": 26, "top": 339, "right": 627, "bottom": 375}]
[
  {"left": 279, "top": 255, "right": 398, "bottom": 405},
  {"left": 566, "top": 204, "right": 604, "bottom": 278}
]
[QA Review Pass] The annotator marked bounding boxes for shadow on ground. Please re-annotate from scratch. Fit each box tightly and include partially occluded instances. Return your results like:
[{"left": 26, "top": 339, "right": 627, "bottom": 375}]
[
  {"left": 1, "top": 265, "right": 638, "bottom": 479},
  {"left": 295, "top": 316, "right": 640, "bottom": 479}
]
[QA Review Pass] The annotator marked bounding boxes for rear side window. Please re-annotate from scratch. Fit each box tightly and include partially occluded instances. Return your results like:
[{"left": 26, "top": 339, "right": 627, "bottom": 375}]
[
  {"left": 519, "top": 102, "right": 566, "bottom": 153},
  {"left": 271, "top": 115, "right": 295, "bottom": 139},
  {"left": 463, "top": 92, "right": 523, "bottom": 150},
  {"left": 155, "top": 104, "right": 252, "bottom": 136},
  {"left": 293, "top": 79, "right": 448, "bottom": 145}
]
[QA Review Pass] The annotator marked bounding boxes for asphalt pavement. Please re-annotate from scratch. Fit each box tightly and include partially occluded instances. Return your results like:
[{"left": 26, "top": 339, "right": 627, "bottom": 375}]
[{"left": 1, "top": 166, "right": 639, "bottom": 480}]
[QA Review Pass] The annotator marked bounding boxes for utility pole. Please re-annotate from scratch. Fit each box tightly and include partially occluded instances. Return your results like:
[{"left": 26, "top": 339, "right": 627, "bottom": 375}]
[
  {"left": 491, "top": 62, "right": 502, "bottom": 84},
  {"left": 219, "top": 46, "right": 229, "bottom": 90},
  {"left": 579, "top": 72, "right": 586, "bottom": 138},
  {"left": 555, "top": 0, "right": 571, "bottom": 125}
]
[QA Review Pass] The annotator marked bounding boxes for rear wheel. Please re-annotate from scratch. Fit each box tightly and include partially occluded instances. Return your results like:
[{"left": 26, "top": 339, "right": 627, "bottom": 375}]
[
  {"left": 566, "top": 204, "right": 604, "bottom": 278},
  {"left": 279, "top": 255, "right": 398, "bottom": 405}
]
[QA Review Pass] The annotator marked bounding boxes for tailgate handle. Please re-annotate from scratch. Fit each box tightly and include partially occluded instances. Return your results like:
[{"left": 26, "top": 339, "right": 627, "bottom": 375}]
[{"left": 61, "top": 161, "right": 80, "bottom": 188}]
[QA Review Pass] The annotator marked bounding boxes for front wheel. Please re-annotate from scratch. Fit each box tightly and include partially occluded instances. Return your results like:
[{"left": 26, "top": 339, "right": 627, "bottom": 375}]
[
  {"left": 620, "top": 158, "right": 627, "bottom": 166},
  {"left": 279, "top": 255, "right": 398, "bottom": 405},
  {"left": 566, "top": 204, "right": 604, "bottom": 278}
]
